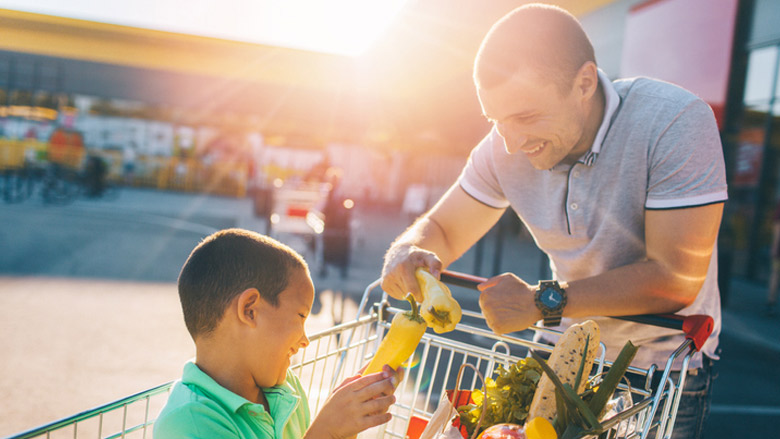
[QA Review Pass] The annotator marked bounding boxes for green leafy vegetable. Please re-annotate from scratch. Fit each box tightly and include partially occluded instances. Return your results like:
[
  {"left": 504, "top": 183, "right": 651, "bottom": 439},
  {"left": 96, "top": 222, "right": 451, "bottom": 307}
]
[
  {"left": 531, "top": 341, "right": 639, "bottom": 439},
  {"left": 457, "top": 357, "right": 543, "bottom": 436}
]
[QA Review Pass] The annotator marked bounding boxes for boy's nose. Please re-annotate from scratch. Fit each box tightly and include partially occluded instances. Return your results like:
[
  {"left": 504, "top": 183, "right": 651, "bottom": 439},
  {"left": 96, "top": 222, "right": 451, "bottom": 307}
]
[{"left": 298, "top": 333, "right": 310, "bottom": 349}]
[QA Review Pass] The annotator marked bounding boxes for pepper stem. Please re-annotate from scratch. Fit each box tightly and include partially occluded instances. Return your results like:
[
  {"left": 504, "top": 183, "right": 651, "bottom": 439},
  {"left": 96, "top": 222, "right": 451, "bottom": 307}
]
[
  {"left": 405, "top": 294, "right": 420, "bottom": 319},
  {"left": 428, "top": 307, "right": 451, "bottom": 325}
]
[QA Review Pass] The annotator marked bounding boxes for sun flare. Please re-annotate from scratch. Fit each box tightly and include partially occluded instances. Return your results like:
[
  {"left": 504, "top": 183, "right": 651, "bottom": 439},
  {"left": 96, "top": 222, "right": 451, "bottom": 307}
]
[
  {"left": 0, "top": 0, "right": 408, "bottom": 56},
  {"left": 257, "top": 0, "right": 409, "bottom": 56}
]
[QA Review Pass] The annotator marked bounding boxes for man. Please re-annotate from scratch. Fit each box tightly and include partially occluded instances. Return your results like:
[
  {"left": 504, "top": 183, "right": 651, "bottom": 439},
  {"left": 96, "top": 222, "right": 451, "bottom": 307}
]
[{"left": 381, "top": 4, "right": 726, "bottom": 438}]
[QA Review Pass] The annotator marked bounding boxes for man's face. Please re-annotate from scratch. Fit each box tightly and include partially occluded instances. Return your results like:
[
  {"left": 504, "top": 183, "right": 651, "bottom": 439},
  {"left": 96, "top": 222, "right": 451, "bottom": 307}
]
[
  {"left": 253, "top": 267, "right": 314, "bottom": 387},
  {"left": 477, "top": 68, "right": 590, "bottom": 170}
]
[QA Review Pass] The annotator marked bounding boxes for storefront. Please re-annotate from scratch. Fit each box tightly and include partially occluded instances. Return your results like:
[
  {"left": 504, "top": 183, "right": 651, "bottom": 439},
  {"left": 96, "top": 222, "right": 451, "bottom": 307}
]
[{"left": 723, "top": 0, "right": 780, "bottom": 285}]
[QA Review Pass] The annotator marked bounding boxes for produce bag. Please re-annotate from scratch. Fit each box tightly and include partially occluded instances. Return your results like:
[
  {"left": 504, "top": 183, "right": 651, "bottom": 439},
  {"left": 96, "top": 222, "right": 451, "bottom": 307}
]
[
  {"left": 599, "top": 377, "right": 636, "bottom": 437},
  {"left": 419, "top": 364, "right": 486, "bottom": 439}
]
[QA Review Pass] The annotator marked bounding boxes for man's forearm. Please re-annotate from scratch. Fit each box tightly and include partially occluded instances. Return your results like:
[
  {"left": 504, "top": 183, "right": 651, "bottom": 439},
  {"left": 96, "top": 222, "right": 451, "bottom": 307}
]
[
  {"left": 565, "top": 259, "right": 703, "bottom": 319},
  {"left": 386, "top": 215, "right": 459, "bottom": 269},
  {"left": 562, "top": 204, "right": 722, "bottom": 319}
]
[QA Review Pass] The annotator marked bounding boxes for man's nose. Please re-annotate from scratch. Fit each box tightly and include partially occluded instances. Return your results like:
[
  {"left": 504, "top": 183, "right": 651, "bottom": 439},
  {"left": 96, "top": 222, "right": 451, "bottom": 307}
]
[{"left": 496, "top": 123, "right": 527, "bottom": 152}]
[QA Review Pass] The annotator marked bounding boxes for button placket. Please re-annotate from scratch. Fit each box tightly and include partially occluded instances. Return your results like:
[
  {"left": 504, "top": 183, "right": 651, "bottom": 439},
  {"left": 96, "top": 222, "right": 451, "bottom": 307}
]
[{"left": 565, "top": 164, "right": 583, "bottom": 235}]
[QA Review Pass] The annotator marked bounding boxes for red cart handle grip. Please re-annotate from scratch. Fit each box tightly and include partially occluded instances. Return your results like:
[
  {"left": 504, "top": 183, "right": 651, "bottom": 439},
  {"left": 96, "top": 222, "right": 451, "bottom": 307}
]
[{"left": 439, "top": 270, "right": 713, "bottom": 351}]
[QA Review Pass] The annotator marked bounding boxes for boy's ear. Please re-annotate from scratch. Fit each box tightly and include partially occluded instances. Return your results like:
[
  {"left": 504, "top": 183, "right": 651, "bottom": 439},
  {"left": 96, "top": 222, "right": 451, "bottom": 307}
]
[{"left": 236, "top": 288, "right": 264, "bottom": 327}]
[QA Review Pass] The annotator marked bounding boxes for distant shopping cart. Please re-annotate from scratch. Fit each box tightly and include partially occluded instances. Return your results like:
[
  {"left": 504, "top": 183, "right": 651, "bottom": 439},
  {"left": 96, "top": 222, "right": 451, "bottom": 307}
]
[
  {"left": 267, "top": 180, "right": 329, "bottom": 236},
  {"left": 5, "top": 270, "right": 713, "bottom": 439}
]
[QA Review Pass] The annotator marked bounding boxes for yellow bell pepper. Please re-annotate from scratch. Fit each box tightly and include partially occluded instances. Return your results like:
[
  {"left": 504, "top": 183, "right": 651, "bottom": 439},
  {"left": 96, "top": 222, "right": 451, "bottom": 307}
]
[
  {"left": 525, "top": 417, "right": 557, "bottom": 439},
  {"left": 415, "top": 268, "right": 462, "bottom": 333},
  {"left": 363, "top": 294, "right": 427, "bottom": 376}
]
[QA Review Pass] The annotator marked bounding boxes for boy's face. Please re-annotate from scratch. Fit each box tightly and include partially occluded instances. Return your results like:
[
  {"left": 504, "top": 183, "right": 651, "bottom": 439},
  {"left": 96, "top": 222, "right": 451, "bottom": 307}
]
[{"left": 254, "top": 267, "right": 314, "bottom": 387}]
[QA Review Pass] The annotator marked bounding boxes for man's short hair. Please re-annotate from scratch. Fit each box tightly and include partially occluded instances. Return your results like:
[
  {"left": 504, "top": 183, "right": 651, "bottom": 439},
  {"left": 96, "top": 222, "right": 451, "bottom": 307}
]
[
  {"left": 474, "top": 3, "right": 596, "bottom": 93},
  {"left": 178, "top": 228, "right": 308, "bottom": 339}
]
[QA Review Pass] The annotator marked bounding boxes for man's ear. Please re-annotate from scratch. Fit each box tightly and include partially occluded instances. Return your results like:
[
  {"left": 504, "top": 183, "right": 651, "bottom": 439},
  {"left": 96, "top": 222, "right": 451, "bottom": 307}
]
[
  {"left": 236, "top": 288, "right": 263, "bottom": 327},
  {"left": 574, "top": 61, "right": 599, "bottom": 100}
]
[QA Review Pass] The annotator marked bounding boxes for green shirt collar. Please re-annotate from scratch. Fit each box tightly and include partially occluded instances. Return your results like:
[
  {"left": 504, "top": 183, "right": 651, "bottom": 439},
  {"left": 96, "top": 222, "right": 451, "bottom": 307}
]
[{"left": 182, "top": 361, "right": 297, "bottom": 415}]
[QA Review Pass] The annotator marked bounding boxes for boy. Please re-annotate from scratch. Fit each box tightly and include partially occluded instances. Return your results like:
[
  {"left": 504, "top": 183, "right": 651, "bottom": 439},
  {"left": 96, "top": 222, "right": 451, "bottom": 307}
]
[{"left": 155, "top": 228, "right": 398, "bottom": 439}]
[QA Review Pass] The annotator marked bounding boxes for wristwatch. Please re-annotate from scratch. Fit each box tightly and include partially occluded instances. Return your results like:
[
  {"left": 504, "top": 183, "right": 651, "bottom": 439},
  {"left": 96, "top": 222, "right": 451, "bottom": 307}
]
[{"left": 534, "top": 280, "right": 567, "bottom": 327}]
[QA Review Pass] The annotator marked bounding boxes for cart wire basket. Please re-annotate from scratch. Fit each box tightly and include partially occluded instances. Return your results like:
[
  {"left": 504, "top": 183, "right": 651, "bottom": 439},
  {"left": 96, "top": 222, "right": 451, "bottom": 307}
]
[{"left": 4, "top": 270, "right": 713, "bottom": 439}]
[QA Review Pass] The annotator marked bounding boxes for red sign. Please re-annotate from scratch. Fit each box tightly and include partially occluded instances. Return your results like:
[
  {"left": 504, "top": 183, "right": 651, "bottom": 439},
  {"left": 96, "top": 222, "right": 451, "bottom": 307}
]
[
  {"left": 621, "top": 0, "right": 740, "bottom": 129},
  {"left": 732, "top": 128, "right": 765, "bottom": 188}
]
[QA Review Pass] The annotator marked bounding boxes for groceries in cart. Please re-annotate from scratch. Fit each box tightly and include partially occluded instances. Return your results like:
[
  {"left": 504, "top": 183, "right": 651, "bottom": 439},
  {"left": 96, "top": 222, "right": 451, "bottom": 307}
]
[
  {"left": 416, "top": 319, "right": 639, "bottom": 439},
  {"left": 361, "top": 270, "right": 638, "bottom": 439}
]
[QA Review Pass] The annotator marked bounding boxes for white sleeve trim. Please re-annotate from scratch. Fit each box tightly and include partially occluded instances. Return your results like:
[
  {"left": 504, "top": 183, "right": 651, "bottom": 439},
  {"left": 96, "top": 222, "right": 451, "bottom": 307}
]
[
  {"left": 459, "top": 179, "right": 511, "bottom": 209},
  {"left": 645, "top": 190, "right": 728, "bottom": 209}
]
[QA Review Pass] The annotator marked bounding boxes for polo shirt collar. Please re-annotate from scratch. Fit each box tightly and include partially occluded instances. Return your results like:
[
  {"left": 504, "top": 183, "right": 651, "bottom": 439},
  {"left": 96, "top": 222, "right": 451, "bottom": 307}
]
[
  {"left": 581, "top": 68, "right": 620, "bottom": 166},
  {"left": 182, "top": 361, "right": 294, "bottom": 414}
]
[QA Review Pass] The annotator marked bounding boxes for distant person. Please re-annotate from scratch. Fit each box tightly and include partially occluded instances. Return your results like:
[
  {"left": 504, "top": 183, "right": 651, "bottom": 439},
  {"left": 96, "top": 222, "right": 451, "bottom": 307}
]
[
  {"left": 767, "top": 203, "right": 780, "bottom": 317},
  {"left": 122, "top": 144, "right": 137, "bottom": 185},
  {"left": 24, "top": 126, "right": 38, "bottom": 140},
  {"left": 83, "top": 154, "right": 107, "bottom": 197},
  {"left": 154, "top": 228, "right": 399, "bottom": 439},
  {"left": 321, "top": 170, "right": 352, "bottom": 279}
]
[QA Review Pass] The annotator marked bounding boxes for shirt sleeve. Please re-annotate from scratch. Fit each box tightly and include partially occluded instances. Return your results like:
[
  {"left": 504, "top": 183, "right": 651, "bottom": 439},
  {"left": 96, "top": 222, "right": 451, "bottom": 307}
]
[
  {"left": 457, "top": 128, "right": 512, "bottom": 209},
  {"left": 645, "top": 98, "right": 728, "bottom": 209}
]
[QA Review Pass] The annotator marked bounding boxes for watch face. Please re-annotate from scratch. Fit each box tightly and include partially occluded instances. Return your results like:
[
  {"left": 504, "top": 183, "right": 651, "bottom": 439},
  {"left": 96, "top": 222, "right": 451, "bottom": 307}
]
[{"left": 540, "top": 286, "right": 562, "bottom": 308}]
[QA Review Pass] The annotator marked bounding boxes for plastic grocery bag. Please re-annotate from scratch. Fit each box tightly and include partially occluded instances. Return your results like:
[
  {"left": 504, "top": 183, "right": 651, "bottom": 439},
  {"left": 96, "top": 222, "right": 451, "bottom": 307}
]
[
  {"left": 418, "top": 392, "right": 465, "bottom": 439},
  {"left": 419, "top": 364, "right": 486, "bottom": 439}
]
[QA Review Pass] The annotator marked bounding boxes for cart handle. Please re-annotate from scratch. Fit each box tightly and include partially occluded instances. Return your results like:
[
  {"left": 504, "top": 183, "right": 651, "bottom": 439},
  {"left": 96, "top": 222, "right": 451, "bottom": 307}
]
[{"left": 439, "top": 270, "right": 713, "bottom": 352}]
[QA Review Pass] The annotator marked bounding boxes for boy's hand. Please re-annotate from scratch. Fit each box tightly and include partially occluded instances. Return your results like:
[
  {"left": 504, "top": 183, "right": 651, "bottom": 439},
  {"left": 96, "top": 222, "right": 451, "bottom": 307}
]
[
  {"left": 306, "top": 366, "right": 399, "bottom": 439},
  {"left": 352, "top": 364, "right": 404, "bottom": 394}
]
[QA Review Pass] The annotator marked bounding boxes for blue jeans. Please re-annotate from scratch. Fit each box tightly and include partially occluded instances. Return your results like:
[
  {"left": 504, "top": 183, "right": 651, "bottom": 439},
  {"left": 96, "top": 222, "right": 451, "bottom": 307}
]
[{"left": 630, "top": 356, "right": 715, "bottom": 439}]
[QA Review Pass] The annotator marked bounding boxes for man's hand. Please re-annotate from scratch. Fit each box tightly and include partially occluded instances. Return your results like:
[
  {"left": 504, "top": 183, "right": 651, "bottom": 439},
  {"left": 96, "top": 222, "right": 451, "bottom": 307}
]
[
  {"left": 380, "top": 185, "right": 505, "bottom": 302},
  {"left": 477, "top": 273, "right": 540, "bottom": 334},
  {"left": 306, "top": 367, "right": 398, "bottom": 439},
  {"left": 381, "top": 243, "right": 442, "bottom": 302}
]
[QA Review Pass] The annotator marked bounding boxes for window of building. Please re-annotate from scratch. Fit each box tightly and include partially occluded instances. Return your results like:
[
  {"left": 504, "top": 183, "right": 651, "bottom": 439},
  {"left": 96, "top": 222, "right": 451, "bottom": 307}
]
[{"left": 731, "top": 41, "right": 780, "bottom": 280}]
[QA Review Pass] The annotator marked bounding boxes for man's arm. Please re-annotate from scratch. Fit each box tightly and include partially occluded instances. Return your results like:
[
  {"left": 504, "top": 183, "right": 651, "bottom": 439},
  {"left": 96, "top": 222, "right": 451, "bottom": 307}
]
[
  {"left": 478, "top": 202, "right": 724, "bottom": 333},
  {"left": 382, "top": 183, "right": 506, "bottom": 301}
]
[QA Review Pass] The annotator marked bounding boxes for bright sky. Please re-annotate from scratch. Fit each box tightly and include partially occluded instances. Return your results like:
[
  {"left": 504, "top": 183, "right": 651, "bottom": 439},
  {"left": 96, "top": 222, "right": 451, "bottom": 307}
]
[{"left": 0, "top": 0, "right": 408, "bottom": 56}]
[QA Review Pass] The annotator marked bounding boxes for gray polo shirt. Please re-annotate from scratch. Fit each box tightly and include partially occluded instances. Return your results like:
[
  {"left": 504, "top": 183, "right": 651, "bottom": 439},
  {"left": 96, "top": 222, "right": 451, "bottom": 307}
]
[{"left": 458, "top": 70, "right": 727, "bottom": 369}]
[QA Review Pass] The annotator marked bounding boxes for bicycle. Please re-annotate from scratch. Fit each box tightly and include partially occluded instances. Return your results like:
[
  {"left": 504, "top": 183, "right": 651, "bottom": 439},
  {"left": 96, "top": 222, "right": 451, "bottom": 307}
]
[{"left": 40, "top": 157, "right": 120, "bottom": 205}]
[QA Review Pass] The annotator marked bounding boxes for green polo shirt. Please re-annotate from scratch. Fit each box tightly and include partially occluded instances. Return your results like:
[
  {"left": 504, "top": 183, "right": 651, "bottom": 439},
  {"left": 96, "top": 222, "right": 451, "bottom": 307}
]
[{"left": 154, "top": 361, "right": 311, "bottom": 439}]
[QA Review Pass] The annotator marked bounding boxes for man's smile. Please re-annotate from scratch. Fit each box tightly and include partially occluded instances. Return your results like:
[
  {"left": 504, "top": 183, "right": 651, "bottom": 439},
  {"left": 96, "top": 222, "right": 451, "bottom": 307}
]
[{"left": 523, "top": 142, "right": 546, "bottom": 156}]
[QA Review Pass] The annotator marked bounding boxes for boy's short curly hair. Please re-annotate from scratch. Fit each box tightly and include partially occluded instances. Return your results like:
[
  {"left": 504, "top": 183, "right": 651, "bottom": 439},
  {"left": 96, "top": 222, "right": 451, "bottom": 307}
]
[{"left": 177, "top": 228, "right": 308, "bottom": 339}]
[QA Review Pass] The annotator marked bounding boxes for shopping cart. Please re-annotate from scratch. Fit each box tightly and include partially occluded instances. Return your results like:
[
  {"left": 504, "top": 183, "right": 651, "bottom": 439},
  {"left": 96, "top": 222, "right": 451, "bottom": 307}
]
[
  {"left": 267, "top": 181, "right": 330, "bottom": 237},
  {"left": 4, "top": 270, "right": 712, "bottom": 439}
]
